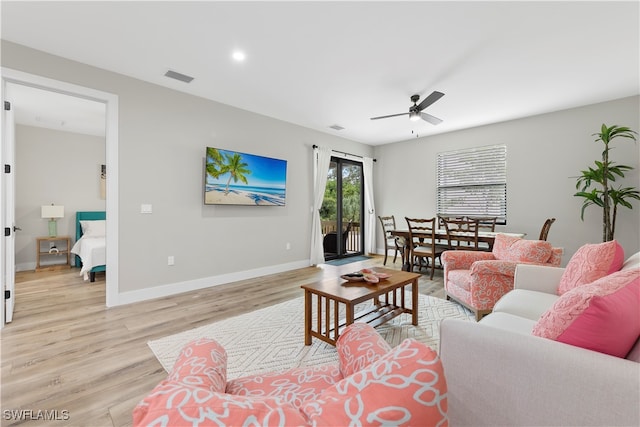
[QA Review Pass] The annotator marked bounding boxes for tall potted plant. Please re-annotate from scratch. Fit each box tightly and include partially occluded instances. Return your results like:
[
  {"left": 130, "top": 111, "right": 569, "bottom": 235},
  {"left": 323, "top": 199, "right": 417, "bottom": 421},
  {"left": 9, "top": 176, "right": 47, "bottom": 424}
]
[{"left": 574, "top": 124, "right": 639, "bottom": 242}]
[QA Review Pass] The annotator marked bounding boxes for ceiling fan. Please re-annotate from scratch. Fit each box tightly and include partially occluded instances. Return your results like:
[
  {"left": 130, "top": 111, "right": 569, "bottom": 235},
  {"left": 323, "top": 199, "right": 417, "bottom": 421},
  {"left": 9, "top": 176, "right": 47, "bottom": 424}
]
[{"left": 370, "top": 91, "right": 444, "bottom": 125}]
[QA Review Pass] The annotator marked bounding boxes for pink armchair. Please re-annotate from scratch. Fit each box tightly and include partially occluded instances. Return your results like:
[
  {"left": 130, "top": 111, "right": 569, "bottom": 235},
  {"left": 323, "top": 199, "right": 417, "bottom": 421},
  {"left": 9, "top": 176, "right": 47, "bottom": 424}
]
[
  {"left": 134, "top": 323, "right": 448, "bottom": 426},
  {"left": 441, "top": 234, "right": 562, "bottom": 320}
]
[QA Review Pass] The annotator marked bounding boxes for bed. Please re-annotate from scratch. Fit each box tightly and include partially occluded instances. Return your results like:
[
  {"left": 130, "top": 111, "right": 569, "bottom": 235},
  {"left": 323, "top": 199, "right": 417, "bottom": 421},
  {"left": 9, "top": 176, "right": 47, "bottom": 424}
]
[{"left": 70, "top": 211, "right": 106, "bottom": 282}]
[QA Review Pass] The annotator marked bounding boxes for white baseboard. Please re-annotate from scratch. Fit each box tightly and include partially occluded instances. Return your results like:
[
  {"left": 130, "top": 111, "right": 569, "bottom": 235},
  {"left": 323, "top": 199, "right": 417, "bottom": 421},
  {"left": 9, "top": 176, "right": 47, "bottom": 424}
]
[
  {"left": 16, "top": 262, "right": 35, "bottom": 272},
  {"left": 113, "top": 259, "right": 311, "bottom": 306}
]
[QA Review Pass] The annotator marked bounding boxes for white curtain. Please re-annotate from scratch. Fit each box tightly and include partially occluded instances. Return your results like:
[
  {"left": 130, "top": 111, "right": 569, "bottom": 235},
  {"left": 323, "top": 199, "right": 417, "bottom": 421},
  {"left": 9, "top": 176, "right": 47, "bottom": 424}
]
[
  {"left": 363, "top": 157, "right": 376, "bottom": 255},
  {"left": 310, "top": 146, "right": 332, "bottom": 265}
]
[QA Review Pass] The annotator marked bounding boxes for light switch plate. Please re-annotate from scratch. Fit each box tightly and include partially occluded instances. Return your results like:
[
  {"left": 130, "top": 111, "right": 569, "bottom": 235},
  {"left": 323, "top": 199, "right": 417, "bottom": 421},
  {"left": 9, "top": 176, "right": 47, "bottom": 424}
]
[{"left": 141, "top": 204, "right": 152, "bottom": 214}]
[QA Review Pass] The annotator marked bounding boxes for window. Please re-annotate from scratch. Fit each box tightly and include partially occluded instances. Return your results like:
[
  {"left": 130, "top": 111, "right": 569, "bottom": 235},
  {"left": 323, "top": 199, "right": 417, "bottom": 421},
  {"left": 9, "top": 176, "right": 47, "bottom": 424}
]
[{"left": 436, "top": 145, "right": 507, "bottom": 224}]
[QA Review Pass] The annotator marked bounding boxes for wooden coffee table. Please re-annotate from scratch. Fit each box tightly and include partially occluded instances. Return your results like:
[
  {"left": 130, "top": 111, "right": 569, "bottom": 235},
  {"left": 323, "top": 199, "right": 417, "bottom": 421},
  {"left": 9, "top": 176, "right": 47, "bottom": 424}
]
[{"left": 301, "top": 267, "right": 421, "bottom": 346}]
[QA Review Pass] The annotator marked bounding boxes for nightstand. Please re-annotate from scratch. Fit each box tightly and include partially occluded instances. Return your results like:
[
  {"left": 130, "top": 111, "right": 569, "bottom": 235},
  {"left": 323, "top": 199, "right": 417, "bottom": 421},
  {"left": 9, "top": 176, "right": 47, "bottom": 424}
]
[{"left": 36, "top": 236, "right": 71, "bottom": 271}]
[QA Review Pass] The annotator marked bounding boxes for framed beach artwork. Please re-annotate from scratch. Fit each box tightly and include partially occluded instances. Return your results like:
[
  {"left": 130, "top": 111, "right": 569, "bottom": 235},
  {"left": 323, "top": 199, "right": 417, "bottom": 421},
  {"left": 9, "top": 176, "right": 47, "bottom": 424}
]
[{"left": 204, "top": 147, "right": 287, "bottom": 206}]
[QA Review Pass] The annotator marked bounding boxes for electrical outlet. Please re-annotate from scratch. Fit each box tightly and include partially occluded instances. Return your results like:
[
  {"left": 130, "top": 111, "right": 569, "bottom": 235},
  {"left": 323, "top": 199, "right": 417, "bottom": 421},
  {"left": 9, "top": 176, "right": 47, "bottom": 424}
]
[{"left": 168, "top": 256, "right": 175, "bottom": 266}]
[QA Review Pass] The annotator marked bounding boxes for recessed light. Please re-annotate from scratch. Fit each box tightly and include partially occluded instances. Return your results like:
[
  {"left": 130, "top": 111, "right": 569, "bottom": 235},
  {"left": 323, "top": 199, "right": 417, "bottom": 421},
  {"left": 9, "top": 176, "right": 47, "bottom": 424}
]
[{"left": 232, "top": 51, "right": 246, "bottom": 62}]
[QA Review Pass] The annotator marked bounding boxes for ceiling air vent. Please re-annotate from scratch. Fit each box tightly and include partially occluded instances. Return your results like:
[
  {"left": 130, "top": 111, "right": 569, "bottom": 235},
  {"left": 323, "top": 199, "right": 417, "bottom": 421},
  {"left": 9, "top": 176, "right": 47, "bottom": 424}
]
[
  {"left": 164, "top": 70, "right": 194, "bottom": 83},
  {"left": 329, "top": 124, "right": 345, "bottom": 131}
]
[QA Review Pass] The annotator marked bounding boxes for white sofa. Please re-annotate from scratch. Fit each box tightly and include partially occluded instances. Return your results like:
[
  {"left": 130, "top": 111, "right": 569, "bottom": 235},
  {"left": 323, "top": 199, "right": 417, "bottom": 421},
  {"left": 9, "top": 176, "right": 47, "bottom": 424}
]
[{"left": 440, "top": 251, "right": 640, "bottom": 426}]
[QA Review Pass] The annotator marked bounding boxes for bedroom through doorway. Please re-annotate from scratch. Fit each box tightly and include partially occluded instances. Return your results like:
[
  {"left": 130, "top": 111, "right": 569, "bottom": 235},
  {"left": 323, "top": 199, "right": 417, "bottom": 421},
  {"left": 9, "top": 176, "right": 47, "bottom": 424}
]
[{"left": 2, "top": 69, "right": 118, "bottom": 327}]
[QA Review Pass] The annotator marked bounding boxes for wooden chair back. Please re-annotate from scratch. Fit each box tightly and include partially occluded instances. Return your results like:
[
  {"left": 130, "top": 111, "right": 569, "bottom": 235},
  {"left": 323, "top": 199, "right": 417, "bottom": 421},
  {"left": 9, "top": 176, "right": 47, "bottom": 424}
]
[
  {"left": 405, "top": 217, "right": 436, "bottom": 247},
  {"left": 473, "top": 216, "right": 497, "bottom": 232},
  {"left": 405, "top": 217, "right": 445, "bottom": 278},
  {"left": 442, "top": 217, "right": 480, "bottom": 250},
  {"left": 378, "top": 215, "right": 402, "bottom": 265},
  {"left": 539, "top": 218, "right": 556, "bottom": 241},
  {"left": 378, "top": 215, "right": 396, "bottom": 241}
]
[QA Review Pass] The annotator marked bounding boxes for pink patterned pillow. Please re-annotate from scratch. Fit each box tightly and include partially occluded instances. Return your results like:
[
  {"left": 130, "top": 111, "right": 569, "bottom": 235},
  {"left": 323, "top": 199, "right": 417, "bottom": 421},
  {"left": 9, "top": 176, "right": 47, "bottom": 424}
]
[
  {"left": 133, "top": 384, "right": 308, "bottom": 427},
  {"left": 336, "top": 322, "right": 392, "bottom": 378},
  {"left": 557, "top": 240, "right": 625, "bottom": 295},
  {"left": 492, "top": 234, "right": 553, "bottom": 264},
  {"left": 300, "top": 338, "right": 448, "bottom": 426},
  {"left": 532, "top": 268, "right": 640, "bottom": 358},
  {"left": 169, "top": 338, "right": 227, "bottom": 393}
]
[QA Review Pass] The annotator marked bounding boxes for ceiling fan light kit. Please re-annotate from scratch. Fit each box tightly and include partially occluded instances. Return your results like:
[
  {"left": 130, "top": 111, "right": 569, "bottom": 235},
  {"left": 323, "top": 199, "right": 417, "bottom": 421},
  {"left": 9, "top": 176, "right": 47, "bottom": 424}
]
[{"left": 371, "top": 91, "right": 444, "bottom": 125}]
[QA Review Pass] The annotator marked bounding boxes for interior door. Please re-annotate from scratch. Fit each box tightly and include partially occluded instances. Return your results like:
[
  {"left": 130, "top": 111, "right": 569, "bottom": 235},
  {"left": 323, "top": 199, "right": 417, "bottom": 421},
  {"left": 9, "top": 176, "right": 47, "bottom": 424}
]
[
  {"left": 321, "top": 157, "right": 364, "bottom": 260},
  {"left": 2, "top": 99, "right": 16, "bottom": 324}
]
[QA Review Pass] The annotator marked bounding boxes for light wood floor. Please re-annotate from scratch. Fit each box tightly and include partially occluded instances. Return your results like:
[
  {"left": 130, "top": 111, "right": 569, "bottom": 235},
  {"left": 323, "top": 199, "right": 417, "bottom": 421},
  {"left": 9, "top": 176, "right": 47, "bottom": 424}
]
[{"left": 1, "top": 255, "right": 444, "bottom": 427}]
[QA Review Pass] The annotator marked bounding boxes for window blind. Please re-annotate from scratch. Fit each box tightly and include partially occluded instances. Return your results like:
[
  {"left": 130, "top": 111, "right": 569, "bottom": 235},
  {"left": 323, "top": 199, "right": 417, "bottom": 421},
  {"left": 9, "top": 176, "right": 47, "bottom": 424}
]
[{"left": 436, "top": 145, "right": 507, "bottom": 224}]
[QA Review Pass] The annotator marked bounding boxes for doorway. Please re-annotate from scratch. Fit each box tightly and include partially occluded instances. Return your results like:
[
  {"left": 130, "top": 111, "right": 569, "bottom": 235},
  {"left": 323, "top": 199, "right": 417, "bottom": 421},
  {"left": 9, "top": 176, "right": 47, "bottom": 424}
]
[
  {"left": 1, "top": 68, "right": 119, "bottom": 327},
  {"left": 321, "top": 156, "right": 364, "bottom": 260}
]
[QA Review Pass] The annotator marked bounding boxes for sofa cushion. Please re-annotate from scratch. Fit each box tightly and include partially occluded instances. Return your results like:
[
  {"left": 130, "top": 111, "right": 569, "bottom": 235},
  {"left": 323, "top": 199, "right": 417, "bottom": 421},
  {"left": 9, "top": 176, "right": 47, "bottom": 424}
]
[
  {"left": 492, "top": 289, "right": 559, "bottom": 321},
  {"left": 557, "top": 240, "right": 624, "bottom": 295},
  {"left": 336, "top": 322, "right": 392, "bottom": 378},
  {"left": 448, "top": 270, "right": 472, "bottom": 292},
  {"left": 168, "top": 338, "right": 227, "bottom": 393},
  {"left": 299, "top": 338, "right": 448, "bottom": 426},
  {"left": 492, "top": 234, "right": 553, "bottom": 264},
  {"left": 626, "top": 337, "right": 640, "bottom": 362},
  {"left": 532, "top": 268, "right": 640, "bottom": 358},
  {"left": 622, "top": 252, "right": 640, "bottom": 271},
  {"left": 479, "top": 311, "right": 538, "bottom": 335}
]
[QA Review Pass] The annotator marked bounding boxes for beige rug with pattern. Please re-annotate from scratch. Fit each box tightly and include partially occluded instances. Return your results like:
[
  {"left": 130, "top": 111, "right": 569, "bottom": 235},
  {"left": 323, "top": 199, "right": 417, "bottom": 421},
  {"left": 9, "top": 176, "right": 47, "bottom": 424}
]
[{"left": 148, "top": 293, "right": 473, "bottom": 380}]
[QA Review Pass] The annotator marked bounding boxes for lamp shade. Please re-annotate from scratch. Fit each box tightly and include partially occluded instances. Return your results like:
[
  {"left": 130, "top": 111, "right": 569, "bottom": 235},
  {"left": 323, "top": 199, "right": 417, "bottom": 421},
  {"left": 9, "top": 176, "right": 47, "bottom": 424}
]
[{"left": 41, "top": 205, "right": 64, "bottom": 219}]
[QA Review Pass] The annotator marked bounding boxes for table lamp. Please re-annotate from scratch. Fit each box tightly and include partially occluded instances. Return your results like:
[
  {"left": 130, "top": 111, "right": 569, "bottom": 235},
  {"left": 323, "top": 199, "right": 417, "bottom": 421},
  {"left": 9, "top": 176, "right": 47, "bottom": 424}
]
[{"left": 41, "top": 204, "right": 64, "bottom": 237}]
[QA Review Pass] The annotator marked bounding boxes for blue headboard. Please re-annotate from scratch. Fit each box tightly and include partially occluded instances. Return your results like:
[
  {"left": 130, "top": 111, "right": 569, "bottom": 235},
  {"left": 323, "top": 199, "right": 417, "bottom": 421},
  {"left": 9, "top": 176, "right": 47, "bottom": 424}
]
[
  {"left": 75, "top": 211, "right": 106, "bottom": 268},
  {"left": 75, "top": 211, "right": 106, "bottom": 240}
]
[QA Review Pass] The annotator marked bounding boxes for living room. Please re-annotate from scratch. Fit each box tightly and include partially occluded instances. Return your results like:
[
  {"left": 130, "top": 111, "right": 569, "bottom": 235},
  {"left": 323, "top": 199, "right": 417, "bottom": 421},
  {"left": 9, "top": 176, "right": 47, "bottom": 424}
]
[
  {"left": 2, "top": 2, "right": 638, "bottom": 310},
  {"left": 1, "top": 1, "right": 639, "bottom": 425}
]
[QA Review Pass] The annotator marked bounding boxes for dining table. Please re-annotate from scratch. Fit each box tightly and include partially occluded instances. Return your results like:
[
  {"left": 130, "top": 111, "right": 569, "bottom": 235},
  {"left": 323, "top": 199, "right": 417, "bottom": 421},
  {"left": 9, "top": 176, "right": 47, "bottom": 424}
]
[{"left": 390, "top": 229, "right": 526, "bottom": 272}]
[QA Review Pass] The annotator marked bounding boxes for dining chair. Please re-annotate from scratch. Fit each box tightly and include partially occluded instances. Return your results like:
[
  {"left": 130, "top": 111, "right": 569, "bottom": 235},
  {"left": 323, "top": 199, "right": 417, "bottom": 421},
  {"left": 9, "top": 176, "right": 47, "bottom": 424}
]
[
  {"left": 441, "top": 216, "right": 480, "bottom": 250},
  {"left": 472, "top": 216, "right": 497, "bottom": 251},
  {"left": 538, "top": 218, "right": 556, "bottom": 241},
  {"left": 436, "top": 215, "right": 465, "bottom": 245},
  {"left": 378, "top": 215, "right": 403, "bottom": 265},
  {"left": 405, "top": 217, "right": 447, "bottom": 279}
]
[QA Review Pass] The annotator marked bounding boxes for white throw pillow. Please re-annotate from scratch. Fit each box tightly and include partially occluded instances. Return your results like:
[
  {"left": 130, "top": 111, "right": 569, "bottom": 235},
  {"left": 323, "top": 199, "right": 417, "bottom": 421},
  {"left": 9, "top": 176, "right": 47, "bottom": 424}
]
[{"left": 80, "top": 220, "right": 106, "bottom": 237}]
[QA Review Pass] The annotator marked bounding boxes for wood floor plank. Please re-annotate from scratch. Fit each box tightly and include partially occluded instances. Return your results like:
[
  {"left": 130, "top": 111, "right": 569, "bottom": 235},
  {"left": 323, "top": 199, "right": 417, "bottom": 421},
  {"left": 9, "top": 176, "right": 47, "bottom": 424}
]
[{"left": 1, "top": 256, "right": 444, "bottom": 426}]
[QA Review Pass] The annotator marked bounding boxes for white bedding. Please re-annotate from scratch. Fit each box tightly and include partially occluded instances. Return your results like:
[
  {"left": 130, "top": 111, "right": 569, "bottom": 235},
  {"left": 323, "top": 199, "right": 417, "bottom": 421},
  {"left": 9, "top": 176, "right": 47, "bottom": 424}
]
[{"left": 70, "top": 236, "right": 106, "bottom": 280}]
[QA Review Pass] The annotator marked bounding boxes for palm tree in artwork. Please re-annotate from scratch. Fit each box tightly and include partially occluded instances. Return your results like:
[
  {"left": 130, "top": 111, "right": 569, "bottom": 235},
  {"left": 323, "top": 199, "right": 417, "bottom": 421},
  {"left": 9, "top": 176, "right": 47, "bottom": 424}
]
[
  {"left": 220, "top": 152, "right": 251, "bottom": 195},
  {"left": 206, "top": 147, "right": 224, "bottom": 179}
]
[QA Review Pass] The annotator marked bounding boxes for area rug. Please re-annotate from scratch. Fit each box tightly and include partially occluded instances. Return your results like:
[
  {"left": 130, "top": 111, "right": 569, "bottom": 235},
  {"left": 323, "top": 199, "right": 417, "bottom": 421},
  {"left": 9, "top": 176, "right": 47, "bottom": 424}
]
[
  {"left": 325, "top": 255, "right": 371, "bottom": 266},
  {"left": 148, "top": 293, "right": 474, "bottom": 380}
]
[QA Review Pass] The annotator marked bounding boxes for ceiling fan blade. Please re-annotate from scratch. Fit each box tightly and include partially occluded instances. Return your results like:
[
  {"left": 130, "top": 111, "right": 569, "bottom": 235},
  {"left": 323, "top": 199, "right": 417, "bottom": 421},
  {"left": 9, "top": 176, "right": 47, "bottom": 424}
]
[
  {"left": 420, "top": 112, "right": 443, "bottom": 125},
  {"left": 370, "top": 112, "right": 409, "bottom": 120},
  {"left": 417, "top": 91, "right": 444, "bottom": 111}
]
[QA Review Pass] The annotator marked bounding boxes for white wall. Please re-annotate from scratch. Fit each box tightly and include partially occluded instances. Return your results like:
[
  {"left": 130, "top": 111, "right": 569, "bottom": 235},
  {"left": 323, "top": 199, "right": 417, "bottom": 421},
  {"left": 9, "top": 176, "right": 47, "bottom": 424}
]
[
  {"left": 14, "top": 125, "right": 106, "bottom": 270},
  {"left": 1, "top": 41, "right": 374, "bottom": 300},
  {"left": 374, "top": 96, "right": 640, "bottom": 264}
]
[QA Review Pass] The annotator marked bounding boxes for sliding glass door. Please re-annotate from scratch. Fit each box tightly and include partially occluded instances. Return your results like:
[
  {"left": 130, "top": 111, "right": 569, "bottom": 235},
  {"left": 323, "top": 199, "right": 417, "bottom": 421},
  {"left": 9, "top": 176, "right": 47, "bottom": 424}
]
[{"left": 320, "top": 157, "right": 364, "bottom": 260}]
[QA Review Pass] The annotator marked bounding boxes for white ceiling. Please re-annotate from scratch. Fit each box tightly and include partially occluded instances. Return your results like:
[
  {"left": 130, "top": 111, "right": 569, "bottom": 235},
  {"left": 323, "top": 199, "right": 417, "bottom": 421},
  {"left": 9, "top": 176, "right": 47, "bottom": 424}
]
[
  {"left": 5, "top": 83, "right": 106, "bottom": 137},
  {"left": 2, "top": 1, "right": 638, "bottom": 145}
]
